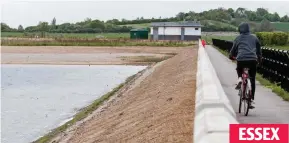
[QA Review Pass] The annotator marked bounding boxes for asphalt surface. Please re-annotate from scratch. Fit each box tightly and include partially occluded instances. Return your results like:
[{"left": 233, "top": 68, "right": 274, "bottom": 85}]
[{"left": 205, "top": 45, "right": 289, "bottom": 123}]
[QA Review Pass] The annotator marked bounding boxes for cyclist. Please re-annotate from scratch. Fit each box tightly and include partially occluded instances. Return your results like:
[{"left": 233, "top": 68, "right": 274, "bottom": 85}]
[{"left": 229, "top": 22, "right": 262, "bottom": 109}]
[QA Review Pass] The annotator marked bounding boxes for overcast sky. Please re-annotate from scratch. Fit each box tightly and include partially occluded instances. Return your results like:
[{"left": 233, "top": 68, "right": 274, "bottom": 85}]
[{"left": 1, "top": 0, "right": 289, "bottom": 28}]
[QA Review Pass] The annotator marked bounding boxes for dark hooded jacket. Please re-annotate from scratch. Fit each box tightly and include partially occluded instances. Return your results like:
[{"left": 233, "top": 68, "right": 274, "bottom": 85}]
[{"left": 229, "top": 23, "right": 262, "bottom": 61}]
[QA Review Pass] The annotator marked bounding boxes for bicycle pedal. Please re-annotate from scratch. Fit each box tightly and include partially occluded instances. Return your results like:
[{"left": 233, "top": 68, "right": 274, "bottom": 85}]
[{"left": 249, "top": 106, "right": 255, "bottom": 109}]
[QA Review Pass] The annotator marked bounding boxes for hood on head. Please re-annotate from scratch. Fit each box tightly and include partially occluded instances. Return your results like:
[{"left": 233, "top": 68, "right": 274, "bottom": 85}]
[{"left": 238, "top": 22, "right": 250, "bottom": 34}]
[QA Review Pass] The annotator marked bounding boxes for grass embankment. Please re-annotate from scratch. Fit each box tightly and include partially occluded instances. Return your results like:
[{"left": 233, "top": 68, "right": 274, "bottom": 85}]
[
  {"left": 213, "top": 46, "right": 289, "bottom": 101},
  {"left": 1, "top": 38, "right": 196, "bottom": 47},
  {"left": 1, "top": 32, "right": 130, "bottom": 39}
]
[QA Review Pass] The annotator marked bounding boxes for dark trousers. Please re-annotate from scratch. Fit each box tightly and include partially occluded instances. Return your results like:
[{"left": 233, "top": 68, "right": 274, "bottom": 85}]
[{"left": 236, "top": 60, "right": 257, "bottom": 100}]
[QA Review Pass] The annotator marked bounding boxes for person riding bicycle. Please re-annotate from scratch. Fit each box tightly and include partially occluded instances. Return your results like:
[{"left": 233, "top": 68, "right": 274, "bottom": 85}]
[{"left": 229, "top": 22, "right": 262, "bottom": 109}]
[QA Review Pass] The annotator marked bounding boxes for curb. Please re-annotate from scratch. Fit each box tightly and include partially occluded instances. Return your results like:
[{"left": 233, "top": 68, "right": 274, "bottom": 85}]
[{"left": 194, "top": 40, "right": 239, "bottom": 143}]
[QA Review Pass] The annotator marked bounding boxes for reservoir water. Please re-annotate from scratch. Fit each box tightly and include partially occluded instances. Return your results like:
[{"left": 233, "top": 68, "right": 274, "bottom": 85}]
[{"left": 1, "top": 64, "right": 146, "bottom": 143}]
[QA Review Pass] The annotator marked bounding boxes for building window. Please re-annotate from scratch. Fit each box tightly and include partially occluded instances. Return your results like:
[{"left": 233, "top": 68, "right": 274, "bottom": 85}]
[{"left": 195, "top": 28, "right": 199, "bottom": 30}]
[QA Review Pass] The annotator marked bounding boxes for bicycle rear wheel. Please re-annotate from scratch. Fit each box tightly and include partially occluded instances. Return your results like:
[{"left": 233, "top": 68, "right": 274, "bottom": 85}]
[
  {"left": 239, "top": 82, "right": 250, "bottom": 116},
  {"left": 243, "top": 82, "right": 250, "bottom": 116},
  {"left": 238, "top": 89, "right": 242, "bottom": 113}
]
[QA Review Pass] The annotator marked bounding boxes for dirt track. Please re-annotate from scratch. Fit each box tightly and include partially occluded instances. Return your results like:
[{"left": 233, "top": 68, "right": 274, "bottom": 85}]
[
  {"left": 1, "top": 46, "right": 181, "bottom": 65},
  {"left": 49, "top": 47, "right": 197, "bottom": 143}
]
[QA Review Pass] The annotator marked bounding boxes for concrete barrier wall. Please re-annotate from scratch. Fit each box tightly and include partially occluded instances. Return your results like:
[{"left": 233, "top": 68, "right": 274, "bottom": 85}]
[{"left": 194, "top": 40, "right": 239, "bottom": 143}]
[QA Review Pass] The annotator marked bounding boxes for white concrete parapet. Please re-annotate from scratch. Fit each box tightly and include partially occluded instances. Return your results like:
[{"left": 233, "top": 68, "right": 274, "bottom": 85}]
[{"left": 194, "top": 40, "right": 239, "bottom": 143}]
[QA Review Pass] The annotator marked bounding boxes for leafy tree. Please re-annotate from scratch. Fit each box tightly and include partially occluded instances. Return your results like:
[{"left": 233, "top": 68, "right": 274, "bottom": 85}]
[
  {"left": 2, "top": 7, "right": 288, "bottom": 33},
  {"left": 245, "top": 10, "right": 257, "bottom": 21},
  {"left": 1, "top": 23, "right": 17, "bottom": 32},
  {"left": 176, "top": 12, "right": 186, "bottom": 21},
  {"left": 18, "top": 25, "right": 24, "bottom": 32},
  {"left": 227, "top": 8, "right": 235, "bottom": 18},
  {"left": 256, "top": 8, "right": 269, "bottom": 17},
  {"left": 38, "top": 22, "right": 49, "bottom": 37},
  {"left": 51, "top": 17, "right": 56, "bottom": 26},
  {"left": 235, "top": 7, "right": 246, "bottom": 18},
  {"left": 280, "top": 15, "right": 289, "bottom": 22},
  {"left": 89, "top": 20, "right": 105, "bottom": 30},
  {"left": 273, "top": 12, "right": 280, "bottom": 21},
  {"left": 258, "top": 18, "right": 274, "bottom": 32}
]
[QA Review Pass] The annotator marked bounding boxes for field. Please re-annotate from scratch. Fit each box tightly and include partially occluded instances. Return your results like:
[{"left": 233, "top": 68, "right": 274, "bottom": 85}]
[
  {"left": 272, "top": 22, "right": 289, "bottom": 32},
  {"left": 120, "top": 23, "right": 150, "bottom": 28},
  {"left": 202, "top": 35, "right": 236, "bottom": 44},
  {"left": 1, "top": 32, "right": 130, "bottom": 39}
]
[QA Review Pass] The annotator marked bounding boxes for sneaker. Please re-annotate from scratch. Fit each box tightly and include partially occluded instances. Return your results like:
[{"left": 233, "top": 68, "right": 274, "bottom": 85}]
[
  {"left": 249, "top": 105, "right": 255, "bottom": 109},
  {"left": 249, "top": 100, "right": 255, "bottom": 109},
  {"left": 235, "top": 77, "right": 242, "bottom": 90}
]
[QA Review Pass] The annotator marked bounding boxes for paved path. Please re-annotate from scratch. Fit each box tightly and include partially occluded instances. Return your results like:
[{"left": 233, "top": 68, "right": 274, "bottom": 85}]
[{"left": 205, "top": 45, "right": 289, "bottom": 123}]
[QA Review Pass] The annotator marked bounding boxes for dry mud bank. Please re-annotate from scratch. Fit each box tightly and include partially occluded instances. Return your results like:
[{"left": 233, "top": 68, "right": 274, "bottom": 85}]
[{"left": 48, "top": 47, "right": 198, "bottom": 143}]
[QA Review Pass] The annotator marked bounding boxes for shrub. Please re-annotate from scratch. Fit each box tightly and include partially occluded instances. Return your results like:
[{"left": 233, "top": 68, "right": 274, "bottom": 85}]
[
  {"left": 256, "top": 32, "right": 273, "bottom": 46},
  {"left": 271, "top": 32, "right": 288, "bottom": 45}
]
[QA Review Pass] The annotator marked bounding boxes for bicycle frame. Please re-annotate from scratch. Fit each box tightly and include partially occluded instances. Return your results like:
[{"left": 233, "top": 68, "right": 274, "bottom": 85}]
[
  {"left": 242, "top": 68, "right": 251, "bottom": 92},
  {"left": 239, "top": 68, "right": 252, "bottom": 116}
]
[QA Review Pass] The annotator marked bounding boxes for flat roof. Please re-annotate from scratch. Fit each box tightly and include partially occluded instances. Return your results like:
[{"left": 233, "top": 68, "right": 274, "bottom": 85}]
[
  {"left": 151, "top": 21, "right": 202, "bottom": 27},
  {"left": 130, "top": 29, "right": 148, "bottom": 32}
]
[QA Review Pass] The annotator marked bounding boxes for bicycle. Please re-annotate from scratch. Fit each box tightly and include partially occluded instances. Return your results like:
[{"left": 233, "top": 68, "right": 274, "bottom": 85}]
[
  {"left": 230, "top": 56, "right": 255, "bottom": 116},
  {"left": 238, "top": 68, "right": 252, "bottom": 116}
]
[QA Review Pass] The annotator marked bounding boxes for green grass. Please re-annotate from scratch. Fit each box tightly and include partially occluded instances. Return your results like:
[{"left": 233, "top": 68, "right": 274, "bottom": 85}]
[
  {"left": 1, "top": 32, "right": 24, "bottom": 37},
  {"left": 201, "top": 35, "right": 236, "bottom": 44},
  {"left": 33, "top": 72, "right": 140, "bottom": 143},
  {"left": 51, "top": 33, "right": 129, "bottom": 38},
  {"left": 213, "top": 46, "right": 289, "bottom": 101},
  {"left": 271, "top": 22, "right": 289, "bottom": 32},
  {"left": 120, "top": 23, "right": 150, "bottom": 29},
  {"left": 201, "top": 20, "right": 237, "bottom": 28},
  {"left": 266, "top": 45, "right": 289, "bottom": 50},
  {"left": 1, "top": 32, "right": 130, "bottom": 39}
]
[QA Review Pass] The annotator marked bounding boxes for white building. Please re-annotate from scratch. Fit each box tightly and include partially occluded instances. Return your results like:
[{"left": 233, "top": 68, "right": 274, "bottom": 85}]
[{"left": 150, "top": 21, "right": 202, "bottom": 41}]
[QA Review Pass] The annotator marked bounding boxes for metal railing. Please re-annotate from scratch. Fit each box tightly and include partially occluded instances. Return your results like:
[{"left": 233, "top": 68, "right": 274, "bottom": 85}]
[{"left": 212, "top": 38, "right": 289, "bottom": 92}]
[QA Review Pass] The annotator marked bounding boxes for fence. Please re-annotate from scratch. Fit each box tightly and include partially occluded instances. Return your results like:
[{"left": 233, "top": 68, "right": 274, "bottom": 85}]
[{"left": 212, "top": 38, "right": 289, "bottom": 92}]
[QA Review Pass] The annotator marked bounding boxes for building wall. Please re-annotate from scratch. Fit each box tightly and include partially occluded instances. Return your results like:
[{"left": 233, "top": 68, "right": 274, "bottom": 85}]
[
  {"left": 162, "top": 27, "right": 182, "bottom": 35},
  {"left": 151, "top": 26, "right": 201, "bottom": 40},
  {"left": 150, "top": 35, "right": 201, "bottom": 40},
  {"left": 184, "top": 27, "right": 201, "bottom": 36}
]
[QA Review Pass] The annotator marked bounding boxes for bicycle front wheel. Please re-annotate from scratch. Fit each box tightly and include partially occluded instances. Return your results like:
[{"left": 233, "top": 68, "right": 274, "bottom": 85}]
[{"left": 244, "top": 84, "right": 250, "bottom": 116}]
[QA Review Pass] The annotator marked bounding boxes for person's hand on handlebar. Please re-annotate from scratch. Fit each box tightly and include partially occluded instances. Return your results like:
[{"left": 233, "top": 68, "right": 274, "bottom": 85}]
[{"left": 229, "top": 55, "right": 236, "bottom": 61}]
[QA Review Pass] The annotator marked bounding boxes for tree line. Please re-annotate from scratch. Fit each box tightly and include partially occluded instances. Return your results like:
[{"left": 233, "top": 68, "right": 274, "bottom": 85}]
[{"left": 1, "top": 7, "right": 289, "bottom": 33}]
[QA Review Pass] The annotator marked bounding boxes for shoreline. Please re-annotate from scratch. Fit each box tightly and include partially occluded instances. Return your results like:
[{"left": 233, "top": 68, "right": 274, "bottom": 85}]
[
  {"left": 46, "top": 48, "right": 197, "bottom": 143},
  {"left": 2, "top": 45, "right": 197, "bottom": 143},
  {"left": 33, "top": 63, "right": 157, "bottom": 143}
]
